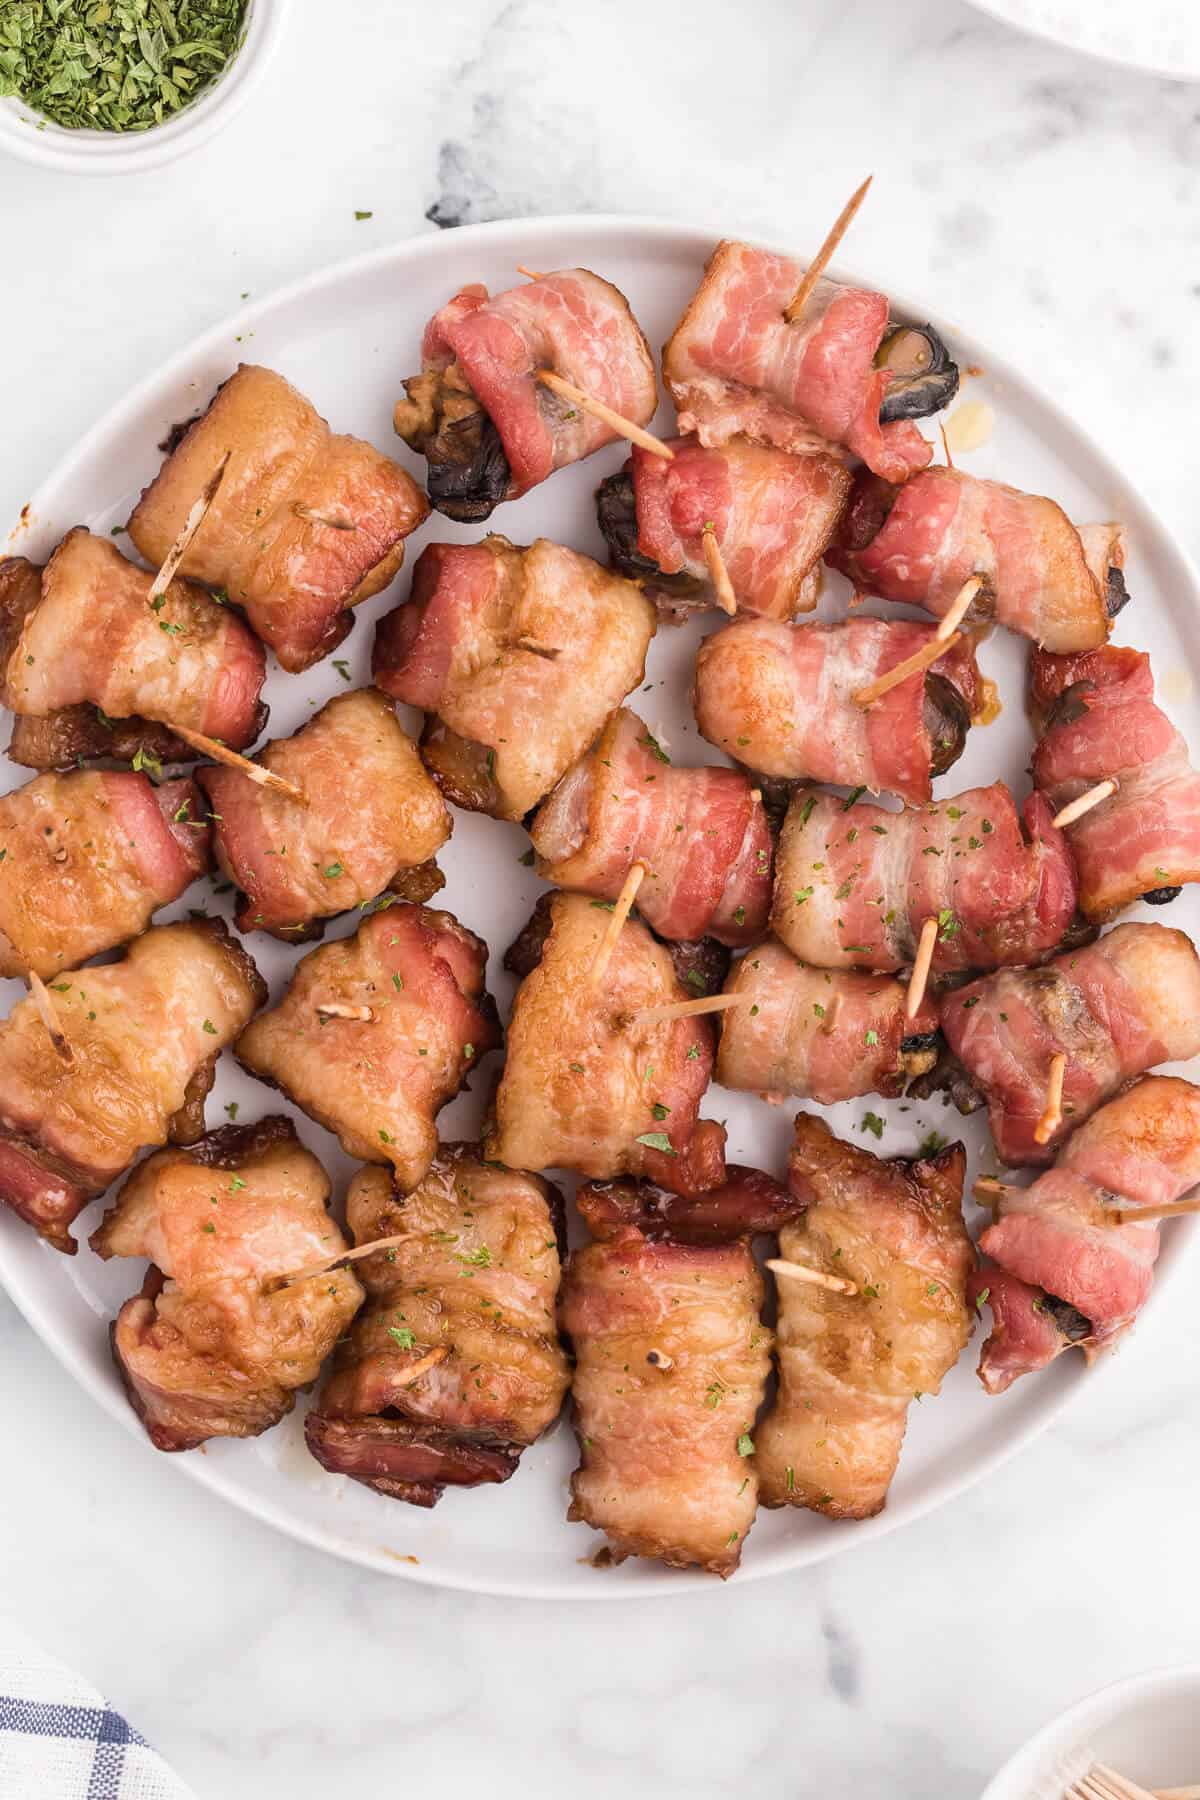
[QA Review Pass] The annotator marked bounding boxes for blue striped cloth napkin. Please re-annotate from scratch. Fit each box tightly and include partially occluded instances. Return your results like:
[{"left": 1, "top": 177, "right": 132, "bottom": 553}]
[{"left": 0, "top": 1620, "right": 195, "bottom": 1799}]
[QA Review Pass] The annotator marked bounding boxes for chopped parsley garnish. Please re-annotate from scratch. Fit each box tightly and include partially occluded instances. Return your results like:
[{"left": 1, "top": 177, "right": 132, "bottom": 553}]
[
  {"left": 860, "top": 1112, "right": 885, "bottom": 1139},
  {"left": 635, "top": 1131, "right": 675, "bottom": 1155}
]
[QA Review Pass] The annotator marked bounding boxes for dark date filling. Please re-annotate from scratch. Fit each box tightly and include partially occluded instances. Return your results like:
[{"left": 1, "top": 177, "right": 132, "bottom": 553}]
[
  {"left": 424, "top": 413, "right": 512, "bottom": 523},
  {"left": 924, "top": 673, "right": 971, "bottom": 777},
  {"left": 876, "top": 324, "right": 960, "bottom": 424},
  {"left": 594, "top": 471, "right": 705, "bottom": 597},
  {"left": 1143, "top": 885, "right": 1182, "bottom": 905},
  {"left": 1105, "top": 564, "right": 1130, "bottom": 619},
  {"left": 1037, "top": 1291, "right": 1092, "bottom": 1343}
]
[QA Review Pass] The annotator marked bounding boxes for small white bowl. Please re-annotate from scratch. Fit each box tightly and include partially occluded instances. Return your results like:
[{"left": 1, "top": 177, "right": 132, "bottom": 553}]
[
  {"left": 982, "top": 1665, "right": 1200, "bottom": 1799},
  {"left": 0, "top": 0, "right": 286, "bottom": 176}
]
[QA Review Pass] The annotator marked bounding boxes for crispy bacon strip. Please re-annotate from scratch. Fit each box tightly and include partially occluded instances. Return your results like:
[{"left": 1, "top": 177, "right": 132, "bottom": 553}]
[
  {"left": 373, "top": 536, "right": 656, "bottom": 821},
  {"left": 529, "top": 708, "right": 771, "bottom": 946},
  {"left": 756, "top": 1113, "right": 973, "bottom": 1518},
  {"left": 0, "top": 533, "right": 266, "bottom": 753},
  {"left": 941, "top": 922, "right": 1200, "bottom": 1165},
  {"left": 200, "top": 689, "right": 450, "bottom": 938},
  {"left": 0, "top": 769, "right": 209, "bottom": 977},
  {"left": 771, "top": 782, "right": 1076, "bottom": 973},
  {"left": 487, "top": 892, "right": 726, "bottom": 1196},
  {"left": 663, "top": 240, "right": 934, "bottom": 483},
  {"left": 305, "top": 1148, "right": 569, "bottom": 1506},
  {"left": 91, "top": 1117, "right": 362, "bottom": 1451},
  {"left": 975, "top": 1075, "right": 1200, "bottom": 1390},
  {"left": 128, "top": 365, "right": 429, "bottom": 672},
  {"left": 395, "top": 269, "right": 657, "bottom": 512},
  {"left": 597, "top": 437, "right": 851, "bottom": 621},
  {"left": 561, "top": 1206, "right": 772, "bottom": 1576},
  {"left": 0, "top": 919, "right": 264, "bottom": 1252},
  {"left": 236, "top": 904, "right": 498, "bottom": 1189},
  {"left": 1030, "top": 644, "right": 1200, "bottom": 919},
  {"left": 716, "top": 938, "right": 939, "bottom": 1104},
  {"left": 693, "top": 616, "right": 984, "bottom": 805},
  {"left": 829, "top": 467, "right": 1125, "bottom": 653}
]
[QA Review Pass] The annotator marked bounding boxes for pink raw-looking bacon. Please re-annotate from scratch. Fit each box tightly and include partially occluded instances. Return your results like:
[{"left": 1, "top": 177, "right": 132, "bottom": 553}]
[
  {"left": 529, "top": 708, "right": 771, "bottom": 946},
  {"left": 663, "top": 240, "right": 932, "bottom": 484},
  {"left": 975, "top": 1074, "right": 1200, "bottom": 1391}
]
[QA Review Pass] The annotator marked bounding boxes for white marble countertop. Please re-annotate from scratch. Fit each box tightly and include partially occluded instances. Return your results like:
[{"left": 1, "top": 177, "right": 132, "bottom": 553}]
[{"left": 3, "top": 2, "right": 1200, "bottom": 1795}]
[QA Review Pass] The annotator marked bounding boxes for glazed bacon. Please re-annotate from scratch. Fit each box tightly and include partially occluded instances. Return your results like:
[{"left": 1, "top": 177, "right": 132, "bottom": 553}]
[
  {"left": 756, "top": 1113, "right": 974, "bottom": 1519},
  {"left": 200, "top": 689, "right": 450, "bottom": 939},
  {"left": 529, "top": 708, "right": 771, "bottom": 947},
  {"left": 596, "top": 437, "right": 851, "bottom": 620},
  {"left": 561, "top": 1186, "right": 775, "bottom": 1576},
  {"left": 373, "top": 536, "right": 656, "bottom": 821},
  {"left": 771, "top": 782, "right": 1076, "bottom": 973},
  {"left": 0, "top": 919, "right": 264, "bottom": 1252},
  {"left": 394, "top": 269, "right": 657, "bottom": 520},
  {"left": 487, "top": 892, "right": 726, "bottom": 1195},
  {"left": 975, "top": 1074, "right": 1200, "bottom": 1391},
  {"left": 941, "top": 922, "right": 1200, "bottom": 1166},
  {"left": 1030, "top": 644, "right": 1200, "bottom": 919},
  {"left": 91, "top": 1117, "right": 362, "bottom": 1452},
  {"left": 128, "top": 364, "right": 429, "bottom": 673},
  {"left": 0, "top": 768, "right": 209, "bottom": 978},
  {"left": 716, "top": 938, "right": 939, "bottom": 1104},
  {"left": 829, "top": 467, "right": 1126, "bottom": 654},
  {"left": 663, "top": 240, "right": 935, "bottom": 483},
  {"left": 305, "top": 1148, "right": 570, "bottom": 1506},
  {"left": 693, "top": 616, "right": 985, "bottom": 805},
  {"left": 236, "top": 904, "right": 498, "bottom": 1188},
  {"left": 0, "top": 531, "right": 265, "bottom": 763}
]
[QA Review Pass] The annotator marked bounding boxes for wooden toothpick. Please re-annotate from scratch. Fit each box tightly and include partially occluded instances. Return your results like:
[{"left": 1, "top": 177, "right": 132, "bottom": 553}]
[
  {"left": 973, "top": 1176, "right": 1021, "bottom": 1207},
  {"left": 646, "top": 1348, "right": 673, "bottom": 1370},
  {"left": 700, "top": 524, "right": 737, "bottom": 615},
  {"left": 765, "top": 1257, "right": 859, "bottom": 1297},
  {"left": 818, "top": 991, "right": 842, "bottom": 1036},
  {"left": 1110, "top": 1193, "right": 1200, "bottom": 1226},
  {"left": 315, "top": 1002, "right": 374, "bottom": 1023},
  {"left": 1033, "top": 1052, "right": 1067, "bottom": 1146},
  {"left": 271, "top": 1230, "right": 410, "bottom": 1288},
  {"left": 536, "top": 370, "right": 674, "bottom": 460},
  {"left": 516, "top": 265, "right": 545, "bottom": 281},
  {"left": 1052, "top": 779, "right": 1118, "bottom": 830},
  {"left": 905, "top": 916, "right": 939, "bottom": 1020},
  {"left": 935, "top": 574, "right": 983, "bottom": 642},
  {"left": 148, "top": 450, "right": 230, "bottom": 604},
  {"left": 171, "top": 727, "right": 307, "bottom": 806},
  {"left": 783, "top": 176, "right": 873, "bottom": 324},
  {"left": 28, "top": 970, "right": 73, "bottom": 1065},
  {"left": 852, "top": 631, "right": 961, "bottom": 709},
  {"left": 587, "top": 862, "right": 647, "bottom": 988},
  {"left": 630, "top": 991, "right": 750, "bottom": 1027}
]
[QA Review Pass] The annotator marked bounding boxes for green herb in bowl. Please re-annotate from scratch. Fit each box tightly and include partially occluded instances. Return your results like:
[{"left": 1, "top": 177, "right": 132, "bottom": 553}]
[{"left": 0, "top": 0, "right": 248, "bottom": 133}]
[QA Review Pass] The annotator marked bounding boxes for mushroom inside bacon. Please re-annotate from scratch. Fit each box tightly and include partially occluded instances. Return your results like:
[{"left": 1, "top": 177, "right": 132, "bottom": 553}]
[
  {"left": 393, "top": 371, "right": 513, "bottom": 523},
  {"left": 875, "top": 324, "right": 960, "bottom": 423}
]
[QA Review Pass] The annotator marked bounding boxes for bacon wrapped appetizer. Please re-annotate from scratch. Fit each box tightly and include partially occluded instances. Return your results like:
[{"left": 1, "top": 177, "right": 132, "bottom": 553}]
[
  {"left": 716, "top": 938, "right": 939, "bottom": 1104},
  {"left": 693, "top": 616, "right": 985, "bottom": 805},
  {"left": 596, "top": 438, "right": 851, "bottom": 621},
  {"left": 0, "top": 768, "right": 209, "bottom": 978},
  {"left": 1030, "top": 644, "right": 1200, "bottom": 919},
  {"left": 561, "top": 1170, "right": 782, "bottom": 1576},
  {"left": 0, "top": 532, "right": 266, "bottom": 768},
  {"left": 974, "top": 1074, "right": 1200, "bottom": 1391},
  {"left": 128, "top": 364, "right": 428, "bottom": 673},
  {"left": 663, "top": 240, "right": 950, "bottom": 484},
  {"left": 529, "top": 708, "right": 771, "bottom": 947},
  {"left": 200, "top": 689, "right": 450, "bottom": 939},
  {"left": 91, "top": 1116, "right": 362, "bottom": 1451},
  {"left": 939, "top": 922, "right": 1200, "bottom": 1166},
  {"left": 487, "top": 892, "right": 726, "bottom": 1195},
  {"left": 829, "top": 468, "right": 1127, "bottom": 654},
  {"left": 305, "top": 1147, "right": 569, "bottom": 1506},
  {"left": 0, "top": 919, "right": 264, "bottom": 1252},
  {"left": 756, "top": 1113, "right": 973, "bottom": 1519},
  {"left": 771, "top": 782, "right": 1076, "bottom": 973},
  {"left": 373, "top": 536, "right": 655, "bottom": 821},
  {"left": 393, "top": 268, "right": 657, "bottom": 522},
  {"left": 236, "top": 904, "right": 498, "bottom": 1188}
]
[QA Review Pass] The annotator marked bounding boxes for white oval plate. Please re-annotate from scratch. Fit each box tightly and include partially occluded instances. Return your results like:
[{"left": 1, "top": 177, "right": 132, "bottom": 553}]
[
  {"left": 963, "top": 0, "right": 1200, "bottom": 81},
  {"left": 2, "top": 216, "right": 1199, "bottom": 1600}
]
